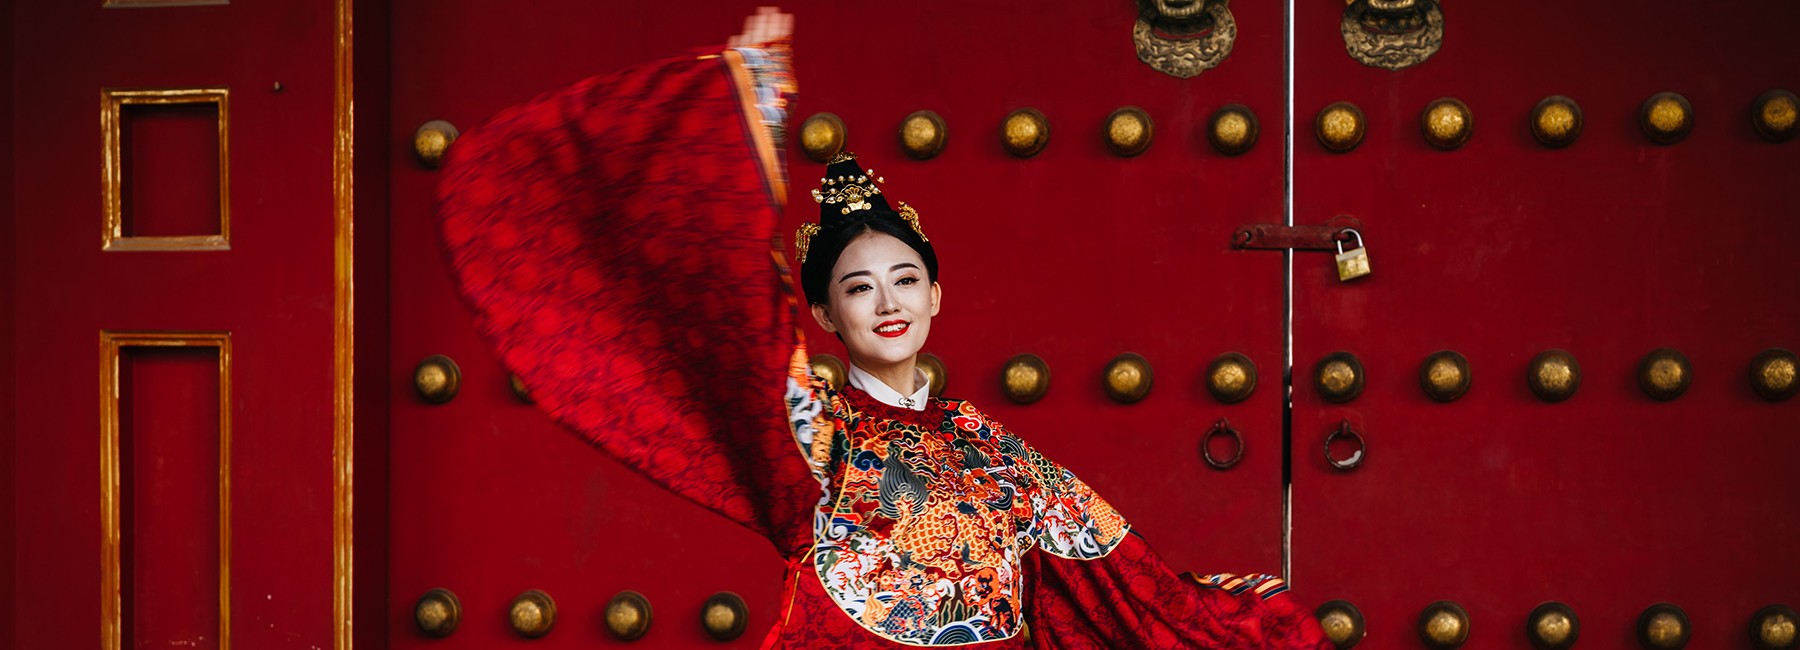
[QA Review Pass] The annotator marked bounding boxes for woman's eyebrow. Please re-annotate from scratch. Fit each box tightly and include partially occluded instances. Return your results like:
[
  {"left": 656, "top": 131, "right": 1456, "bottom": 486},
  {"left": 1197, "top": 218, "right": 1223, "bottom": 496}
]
[{"left": 839, "top": 263, "right": 919, "bottom": 284}]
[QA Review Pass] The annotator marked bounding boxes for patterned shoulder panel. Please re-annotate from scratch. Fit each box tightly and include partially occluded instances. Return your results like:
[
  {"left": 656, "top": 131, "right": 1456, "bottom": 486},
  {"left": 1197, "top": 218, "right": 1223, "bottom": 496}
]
[{"left": 980, "top": 414, "right": 1131, "bottom": 561}]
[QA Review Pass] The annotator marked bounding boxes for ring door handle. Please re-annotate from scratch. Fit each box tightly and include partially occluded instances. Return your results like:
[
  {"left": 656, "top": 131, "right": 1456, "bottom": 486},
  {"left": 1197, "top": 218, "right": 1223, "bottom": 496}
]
[
  {"left": 1201, "top": 418, "right": 1245, "bottom": 470},
  {"left": 1325, "top": 419, "right": 1366, "bottom": 471}
]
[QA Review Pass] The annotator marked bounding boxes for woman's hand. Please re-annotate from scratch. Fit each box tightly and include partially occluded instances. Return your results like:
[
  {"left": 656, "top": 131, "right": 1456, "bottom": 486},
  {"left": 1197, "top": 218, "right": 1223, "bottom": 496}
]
[{"left": 726, "top": 6, "right": 793, "bottom": 48}]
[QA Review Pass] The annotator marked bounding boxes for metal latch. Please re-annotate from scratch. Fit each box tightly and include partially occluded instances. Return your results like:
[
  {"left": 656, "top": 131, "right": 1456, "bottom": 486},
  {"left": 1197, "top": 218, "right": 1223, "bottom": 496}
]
[{"left": 1232, "top": 215, "right": 1365, "bottom": 251}]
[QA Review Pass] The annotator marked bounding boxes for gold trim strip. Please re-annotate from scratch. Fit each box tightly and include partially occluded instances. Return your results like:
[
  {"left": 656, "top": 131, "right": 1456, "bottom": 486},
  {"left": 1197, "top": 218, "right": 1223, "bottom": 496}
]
[
  {"left": 332, "top": 0, "right": 355, "bottom": 649},
  {"left": 100, "top": 87, "right": 232, "bottom": 251},
  {"left": 720, "top": 50, "right": 788, "bottom": 207},
  {"left": 99, "top": 330, "right": 232, "bottom": 650}
]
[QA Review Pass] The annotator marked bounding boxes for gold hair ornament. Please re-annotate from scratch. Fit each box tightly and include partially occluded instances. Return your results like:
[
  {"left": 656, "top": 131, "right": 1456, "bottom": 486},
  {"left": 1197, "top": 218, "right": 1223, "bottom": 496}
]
[
  {"left": 794, "top": 222, "right": 822, "bottom": 263},
  {"left": 897, "top": 203, "right": 927, "bottom": 241},
  {"left": 811, "top": 173, "right": 886, "bottom": 215}
]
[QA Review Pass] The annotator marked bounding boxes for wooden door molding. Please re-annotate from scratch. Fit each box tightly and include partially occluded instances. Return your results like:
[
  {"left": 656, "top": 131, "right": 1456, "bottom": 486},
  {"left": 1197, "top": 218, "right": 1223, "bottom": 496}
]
[{"left": 98, "top": 331, "right": 232, "bottom": 650}]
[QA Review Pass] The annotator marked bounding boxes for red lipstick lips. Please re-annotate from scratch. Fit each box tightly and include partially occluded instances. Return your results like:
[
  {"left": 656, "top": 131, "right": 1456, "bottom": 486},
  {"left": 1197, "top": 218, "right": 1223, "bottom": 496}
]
[{"left": 874, "top": 320, "right": 910, "bottom": 338}]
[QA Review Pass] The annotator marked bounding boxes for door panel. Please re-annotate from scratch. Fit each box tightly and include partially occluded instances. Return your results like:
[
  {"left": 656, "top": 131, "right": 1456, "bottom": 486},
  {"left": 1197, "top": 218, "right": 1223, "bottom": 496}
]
[
  {"left": 388, "top": 1, "right": 1289, "bottom": 647},
  {"left": 1291, "top": 1, "right": 1800, "bottom": 648},
  {"left": 11, "top": 2, "right": 352, "bottom": 649},
  {"left": 120, "top": 345, "right": 226, "bottom": 650}
]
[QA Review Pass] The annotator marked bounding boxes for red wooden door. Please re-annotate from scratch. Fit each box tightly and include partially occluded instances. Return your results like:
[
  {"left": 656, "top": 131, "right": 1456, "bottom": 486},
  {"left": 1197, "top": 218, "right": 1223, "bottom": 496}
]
[
  {"left": 1290, "top": 1, "right": 1800, "bottom": 648},
  {"left": 386, "top": 1, "right": 1290, "bottom": 647},
  {"left": 6, "top": 1, "right": 388, "bottom": 649}
]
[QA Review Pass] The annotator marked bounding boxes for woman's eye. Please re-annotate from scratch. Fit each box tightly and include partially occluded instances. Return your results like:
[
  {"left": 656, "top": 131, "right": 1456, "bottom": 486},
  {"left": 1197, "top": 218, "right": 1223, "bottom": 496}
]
[
  {"left": 897, "top": 277, "right": 918, "bottom": 286},
  {"left": 845, "top": 284, "right": 870, "bottom": 295}
]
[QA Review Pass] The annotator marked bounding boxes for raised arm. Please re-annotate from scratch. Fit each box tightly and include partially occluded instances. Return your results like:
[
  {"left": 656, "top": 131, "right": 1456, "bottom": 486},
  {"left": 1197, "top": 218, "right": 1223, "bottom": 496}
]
[{"left": 433, "top": 32, "right": 823, "bottom": 548}]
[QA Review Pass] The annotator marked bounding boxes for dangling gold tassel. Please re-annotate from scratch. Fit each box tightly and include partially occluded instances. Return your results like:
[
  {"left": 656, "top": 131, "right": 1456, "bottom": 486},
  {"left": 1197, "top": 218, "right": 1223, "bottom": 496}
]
[{"left": 794, "top": 222, "right": 822, "bottom": 262}]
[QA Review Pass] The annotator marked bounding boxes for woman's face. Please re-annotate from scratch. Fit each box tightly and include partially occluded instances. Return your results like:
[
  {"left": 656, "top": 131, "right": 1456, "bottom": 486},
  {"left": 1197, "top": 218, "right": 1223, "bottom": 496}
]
[{"left": 811, "top": 232, "right": 941, "bottom": 370}]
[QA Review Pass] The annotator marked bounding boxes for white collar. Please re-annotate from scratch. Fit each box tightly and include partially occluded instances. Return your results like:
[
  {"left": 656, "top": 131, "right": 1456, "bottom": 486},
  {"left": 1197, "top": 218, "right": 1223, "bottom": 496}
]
[{"left": 846, "top": 362, "right": 931, "bottom": 411}]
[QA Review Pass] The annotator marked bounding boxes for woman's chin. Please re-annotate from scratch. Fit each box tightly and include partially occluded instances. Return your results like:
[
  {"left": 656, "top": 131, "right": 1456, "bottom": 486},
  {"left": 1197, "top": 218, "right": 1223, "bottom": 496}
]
[{"left": 846, "top": 339, "right": 926, "bottom": 368}]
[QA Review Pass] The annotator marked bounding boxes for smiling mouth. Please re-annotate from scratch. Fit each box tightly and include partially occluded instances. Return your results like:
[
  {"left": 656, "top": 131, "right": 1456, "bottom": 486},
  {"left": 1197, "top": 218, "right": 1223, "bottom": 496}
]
[{"left": 874, "top": 321, "right": 910, "bottom": 338}]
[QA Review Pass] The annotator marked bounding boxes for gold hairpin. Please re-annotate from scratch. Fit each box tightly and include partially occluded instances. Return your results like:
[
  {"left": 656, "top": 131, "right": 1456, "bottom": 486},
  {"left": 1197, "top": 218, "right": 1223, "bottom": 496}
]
[
  {"left": 897, "top": 203, "right": 928, "bottom": 241},
  {"left": 794, "top": 222, "right": 822, "bottom": 262}
]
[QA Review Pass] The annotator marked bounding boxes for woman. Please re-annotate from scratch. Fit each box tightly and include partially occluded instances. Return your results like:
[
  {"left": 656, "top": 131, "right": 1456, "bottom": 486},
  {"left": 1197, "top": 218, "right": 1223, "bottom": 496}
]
[{"left": 435, "top": 12, "right": 1330, "bottom": 649}]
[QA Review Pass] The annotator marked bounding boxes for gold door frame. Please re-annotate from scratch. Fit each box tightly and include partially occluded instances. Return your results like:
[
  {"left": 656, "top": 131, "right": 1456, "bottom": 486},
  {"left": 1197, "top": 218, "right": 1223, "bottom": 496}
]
[{"left": 98, "top": 330, "right": 233, "bottom": 650}]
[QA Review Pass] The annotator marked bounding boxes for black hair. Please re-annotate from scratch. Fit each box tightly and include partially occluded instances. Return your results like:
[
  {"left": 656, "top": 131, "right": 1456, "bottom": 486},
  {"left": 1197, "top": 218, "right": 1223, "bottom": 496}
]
[{"left": 799, "top": 211, "right": 939, "bottom": 306}]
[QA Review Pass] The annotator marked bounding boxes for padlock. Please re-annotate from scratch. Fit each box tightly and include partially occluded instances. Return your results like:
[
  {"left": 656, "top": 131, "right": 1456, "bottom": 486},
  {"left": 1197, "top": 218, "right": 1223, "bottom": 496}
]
[{"left": 1335, "top": 229, "right": 1371, "bottom": 281}]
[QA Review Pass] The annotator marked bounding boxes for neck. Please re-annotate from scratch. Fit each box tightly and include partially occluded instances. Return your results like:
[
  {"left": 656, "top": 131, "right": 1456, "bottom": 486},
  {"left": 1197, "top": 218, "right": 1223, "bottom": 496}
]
[{"left": 849, "top": 353, "right": 917, "bottom": 395}]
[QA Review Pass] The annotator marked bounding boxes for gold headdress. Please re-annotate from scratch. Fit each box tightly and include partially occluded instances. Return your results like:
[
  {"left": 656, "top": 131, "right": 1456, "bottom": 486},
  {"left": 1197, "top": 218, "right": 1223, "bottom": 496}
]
[
  {"left": 810, "top": 151, "right": 885, "bottom": 216},
  {"left": 795, "top": 152, "right": 927, "bottom": 263}
]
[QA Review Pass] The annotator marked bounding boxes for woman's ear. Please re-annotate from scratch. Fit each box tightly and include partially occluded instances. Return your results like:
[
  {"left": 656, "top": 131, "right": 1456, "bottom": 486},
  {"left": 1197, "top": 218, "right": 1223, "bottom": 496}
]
[
  {"left": 930, "top": 282, "right": 942, "bottom": 317},
  {"left": 810, "top": 302, "right": 838, "bottom": 333}
]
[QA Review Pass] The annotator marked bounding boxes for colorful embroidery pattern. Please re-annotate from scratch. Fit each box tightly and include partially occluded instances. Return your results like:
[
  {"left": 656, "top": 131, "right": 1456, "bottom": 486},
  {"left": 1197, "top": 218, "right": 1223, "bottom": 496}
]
[
  {"left": 1186, "top": 573, "right": 1293, "bottom": 601},
  {"left": 731, "top": 41, "right": 795, "bottom": 147},
  {"left": 785, "top": 353, "right": 1129, "bottom": 645}
]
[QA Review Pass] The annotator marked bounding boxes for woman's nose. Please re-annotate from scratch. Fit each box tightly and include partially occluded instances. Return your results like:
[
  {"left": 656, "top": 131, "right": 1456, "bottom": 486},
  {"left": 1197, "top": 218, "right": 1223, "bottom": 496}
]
[{"left": 875, "top": 287, "right": 900, "bottom": 314}]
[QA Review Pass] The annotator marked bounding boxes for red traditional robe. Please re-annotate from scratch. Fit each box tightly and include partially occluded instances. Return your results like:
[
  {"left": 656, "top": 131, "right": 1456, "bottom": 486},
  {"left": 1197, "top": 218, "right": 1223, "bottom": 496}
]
[{"left": 433, "top": 39, "right": 1332, "bottom": 650}]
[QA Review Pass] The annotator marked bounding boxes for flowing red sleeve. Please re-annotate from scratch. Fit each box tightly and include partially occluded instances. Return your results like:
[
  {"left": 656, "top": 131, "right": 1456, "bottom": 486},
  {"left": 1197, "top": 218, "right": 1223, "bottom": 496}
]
[
  {"left": 432, "top": 45, "right": 816, "bottom": 550},
  {"left": 1023, "top": 534, "right": 1333, "bottom": 649}
]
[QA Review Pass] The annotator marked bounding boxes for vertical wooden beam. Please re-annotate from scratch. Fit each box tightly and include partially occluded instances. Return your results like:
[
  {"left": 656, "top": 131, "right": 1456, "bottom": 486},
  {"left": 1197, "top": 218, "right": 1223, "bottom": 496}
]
[{"left": 331, "top": 0, "right": 356, "bottom": 649}]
